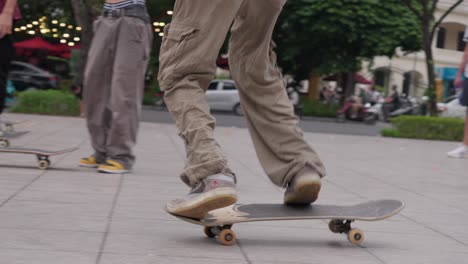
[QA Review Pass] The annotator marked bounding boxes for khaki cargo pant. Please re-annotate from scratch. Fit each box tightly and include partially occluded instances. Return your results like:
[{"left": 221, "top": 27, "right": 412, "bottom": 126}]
[
  {"left": 158, "top": 0, "right": 326, "bottom": 187},
  {"left": 84, "top": 15, "right": 152, "bottom": 169}
]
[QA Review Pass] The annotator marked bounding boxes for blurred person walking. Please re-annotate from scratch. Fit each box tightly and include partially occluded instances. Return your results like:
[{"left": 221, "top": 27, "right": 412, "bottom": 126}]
[
  {"left": 79, "top": 0, "right": 153, "bottom": 173},
  {"left": 447, "top": 27, "right": 468, "bottom": 159},
  {"left": 0, "top": 0, "right": 20, "bottom": 125}
]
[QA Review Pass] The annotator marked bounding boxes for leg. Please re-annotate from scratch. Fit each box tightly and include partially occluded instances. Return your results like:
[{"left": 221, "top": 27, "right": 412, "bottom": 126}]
[
  {"left": 228, "top": 0, "right": 326, "bottom": 188},
  {"left": 158, "top": 0, "right": 244, "bottom": 186},
  {"left": 159, "top": 0, "right": 243, "bottom": 218},
  {"left": 0, "top": 36, "right": 15, "bottom": 116},
  {"left": 83, "top": 17, "right": 115, "bottom": 162},
  {"left": 105, "top": 17, "right": 153, "bottom": 170},
  {"left": 464, "top": 110, "right": 468, "bottom": 146}
]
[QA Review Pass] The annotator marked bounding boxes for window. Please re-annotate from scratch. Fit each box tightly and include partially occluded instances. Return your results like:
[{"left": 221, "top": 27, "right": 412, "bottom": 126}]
[
  {"left": 223, "top": 82, "right": 236, "bottom": 90},
  {"left": 436, "top": 27, "right": 446, "bottom": 49},
  {"left": 458, "top": 31, "right": 466, "bottom": 51},
  {"left": 207, "top": 82, "right": 218, "bottom": 90}
]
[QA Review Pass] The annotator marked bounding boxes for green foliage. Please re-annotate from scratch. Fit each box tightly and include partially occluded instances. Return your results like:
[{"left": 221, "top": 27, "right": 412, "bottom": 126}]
[
  {"left": 381, "top": 116, "right": 465, "bottom": 141},
  {"left": 11, "top": 90, "right": 80, "bottom": 116},
  {"left": 275, "top": 0, "right": 422, "bottom": 80},
  {"left": 302, "top": 99, "right": 340, "bottom": 117}
]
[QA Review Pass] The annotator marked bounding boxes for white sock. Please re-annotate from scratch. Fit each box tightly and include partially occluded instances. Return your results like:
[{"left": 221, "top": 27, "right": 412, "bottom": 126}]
[{"left": 206, "top": 173, "right": 235, "bottom": 183}]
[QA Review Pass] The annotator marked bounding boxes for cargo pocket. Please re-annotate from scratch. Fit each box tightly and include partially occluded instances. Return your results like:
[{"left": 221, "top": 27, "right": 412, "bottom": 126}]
[{"left": 158, "top": 23, "right": 199, "bottom": 90}]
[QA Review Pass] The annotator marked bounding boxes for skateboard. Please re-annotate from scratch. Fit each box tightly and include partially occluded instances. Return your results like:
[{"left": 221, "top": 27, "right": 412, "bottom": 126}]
[
  {"left": 170, "top": 199, "right": 404, "bottom": 246},
  {"left": 0, "top": 131, "right": 30, "bottom": 148},
  {"left": 0, "top": 147, "right": 79, "bottom": 169}
]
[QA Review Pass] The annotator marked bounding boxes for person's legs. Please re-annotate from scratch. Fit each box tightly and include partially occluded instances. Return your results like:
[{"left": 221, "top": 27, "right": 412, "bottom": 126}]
[
  {"left": 464, "top": 110, "right": 468, "bottom": 146},
  {"left": 447, "top": 80, "right": 468, "bottom": 158},
  {"left": 99, "top": 16, "right": 153, "bottom": 172},
  {"left": 0, "top": 36, "right": 15, "bottom": 118},
  {"left": 81, "top": 17, "right": 115, "bottom": 167},
  {"left": 159, "top": 0, "right": 244, "bottom": 218},
  {"left": 228, "top": 0, "right": 325, "bottom": 203}
]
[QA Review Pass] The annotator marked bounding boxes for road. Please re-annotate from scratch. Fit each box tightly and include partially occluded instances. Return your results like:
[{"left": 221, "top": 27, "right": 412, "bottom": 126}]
[{"left": 141, "top": 108, "right": 391, "bottom": 137}]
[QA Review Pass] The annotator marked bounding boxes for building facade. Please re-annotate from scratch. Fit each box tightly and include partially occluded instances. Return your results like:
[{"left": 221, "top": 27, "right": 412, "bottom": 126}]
[{"left": 368, "top": 0, "right": 468, "bottom": 100}]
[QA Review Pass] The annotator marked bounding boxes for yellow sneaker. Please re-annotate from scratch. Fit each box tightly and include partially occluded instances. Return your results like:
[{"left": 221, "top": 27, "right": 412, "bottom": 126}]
[
  {"left": 98, "top": 160, "right": 130, "bottom": 174},
  {"left": 79, "top": 156, "right": 102, "bottom": 168}
]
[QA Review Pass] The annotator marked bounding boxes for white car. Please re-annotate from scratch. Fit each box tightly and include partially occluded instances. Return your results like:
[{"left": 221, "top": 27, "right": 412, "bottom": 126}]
[
  {"left": 438, "top": 97, "right": 466, "bottom": 119},
  {"left": 206, "top": 80, "right": 243, "bottom": 115}
]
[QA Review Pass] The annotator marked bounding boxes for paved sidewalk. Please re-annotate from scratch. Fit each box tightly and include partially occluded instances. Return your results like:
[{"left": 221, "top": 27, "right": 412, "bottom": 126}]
[{"left": 0, "top": 113, "right": 467, "bottom": 264}]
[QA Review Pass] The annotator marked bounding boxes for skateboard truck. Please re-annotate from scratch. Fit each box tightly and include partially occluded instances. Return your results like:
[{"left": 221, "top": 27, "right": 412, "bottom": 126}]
[{"left": 328, "top": 219, "right": 364, "bottom": 245}]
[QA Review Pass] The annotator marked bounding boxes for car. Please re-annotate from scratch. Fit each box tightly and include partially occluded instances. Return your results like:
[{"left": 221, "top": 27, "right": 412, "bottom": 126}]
[
  {"left": 206, "top": 80, "right": 243, "bottom": 115},
  {"left": 437, "top": 96, "right": 466, "bottom": 119},
  {"left": 8, "top": 61, "right": 58, "bottom": 92}
]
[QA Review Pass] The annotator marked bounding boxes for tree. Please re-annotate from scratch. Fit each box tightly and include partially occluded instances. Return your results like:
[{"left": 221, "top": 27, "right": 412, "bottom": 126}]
[
  {"left": 274, "top": 0, "right": 422, "bottom": 98},
  {"left": 401, "top": 0, "right": 464, "bottom": 115}
]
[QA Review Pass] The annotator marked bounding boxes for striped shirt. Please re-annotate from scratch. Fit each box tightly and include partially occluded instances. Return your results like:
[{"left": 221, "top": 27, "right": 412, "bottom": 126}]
[{"left": 103, "top": 0, "right": 146, "bottom": 10}]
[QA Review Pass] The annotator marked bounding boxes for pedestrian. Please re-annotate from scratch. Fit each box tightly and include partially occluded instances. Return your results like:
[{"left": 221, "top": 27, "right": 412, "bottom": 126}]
[
  {"left": 159, "top": 0, "right": 326, "bottom": 219},
  {"left": 79, "top": 0, "right": 153, "bottom": 173},
  {"left": 0, "top": 0, "right": 20, "bottom": 127},
  {"left": 447, "top": 27, "right": 468, "bottom": 159}
]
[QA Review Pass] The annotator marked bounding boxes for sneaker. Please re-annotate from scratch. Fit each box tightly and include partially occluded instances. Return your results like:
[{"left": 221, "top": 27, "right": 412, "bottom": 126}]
[
  {"left": 98, "top": 160, "right": 130, "bottom": 174},
  {"left": 165, "top": 174, "right": 237, "bottom": 219},
  {"left": 447, "top": 145, "right": 468, "bottom": 159},
  {"left": 79, "top": 156, "right": 103, "bottom": 168},
  {"left": 284, "top": 166, "right": 321, "bottom": 205}
]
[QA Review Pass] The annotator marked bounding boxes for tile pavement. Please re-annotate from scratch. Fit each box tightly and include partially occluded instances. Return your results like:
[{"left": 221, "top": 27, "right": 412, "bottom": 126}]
[{"left": 0, "top": 113, "right": 467, "bottom": 264}]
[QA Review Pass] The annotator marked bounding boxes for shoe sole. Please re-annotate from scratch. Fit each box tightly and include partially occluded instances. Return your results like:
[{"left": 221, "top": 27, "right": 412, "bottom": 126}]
[
  {"left": 447, "top": 154, "right": 468, "bottom": 159},
  {"left": 284, "top": 180, "right": 321, "bottom": 205},
  {"left": 98, "top": 168, "right": 130, "bottom": 174},
  {"left": 167, "top": 188, "right": 237, "bottom": 219},
  {"left": 79, "top": 164, "right": 100, "bottom": 168}
]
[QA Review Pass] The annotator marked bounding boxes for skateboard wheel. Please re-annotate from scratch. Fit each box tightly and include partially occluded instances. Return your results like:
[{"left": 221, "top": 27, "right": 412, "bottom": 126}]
[
  {"left": 347, "top": 228, "right": 364, "bottom": 245},
  {"left": 0, "top": 139, "right": 9, "bottom": 148},
  {"left": 38, "top": 159, "right": 50, "bottom": 170},
  {"left": 328, "top": 220, "right": 344, "bottom": 233},
  {"left": 217, "top": 229, "right": 236, "bottom": 246},
  {"left": 204, "top": 227, "right": 216, "bottom": 238}
]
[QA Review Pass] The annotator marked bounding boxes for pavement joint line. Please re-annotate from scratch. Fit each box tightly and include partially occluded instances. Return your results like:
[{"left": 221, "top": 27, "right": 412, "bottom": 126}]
[
  {"left": 361, "top": 246, "right": 388, "bottom": 264},
  {"left": 95, "top": 174, "right": 124, "bottom": 264},
  {"left": 0, "top": 143, "right": 84, "bottom": 207},
  {"left": 343, "top": 164, "right": 468, "bottom": 214},
  {"left": 399, "top": 214, "right": 468, "bottom": 248},
  {"left": 237, "top": 239, "right": 253, "bottom": 264}
]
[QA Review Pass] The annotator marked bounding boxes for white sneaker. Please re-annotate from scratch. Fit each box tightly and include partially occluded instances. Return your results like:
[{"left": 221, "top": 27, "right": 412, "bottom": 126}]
[{"left": 447, "top": 145, "right": 468, "bottom": 159}]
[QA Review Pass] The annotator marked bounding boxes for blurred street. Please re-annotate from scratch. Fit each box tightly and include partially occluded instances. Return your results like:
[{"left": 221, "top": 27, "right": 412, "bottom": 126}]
[{"left": 142, "top": 108, "right": 391, "bottom": 137}]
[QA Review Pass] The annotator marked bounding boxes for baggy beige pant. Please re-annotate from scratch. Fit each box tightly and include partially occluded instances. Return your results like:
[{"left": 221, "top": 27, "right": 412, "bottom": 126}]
[
  {"left": 158, "top": 0, "right": 326, "bottom": 187},
  {"left": 84, "top": 15, "right": 152, "bottom": 169}
]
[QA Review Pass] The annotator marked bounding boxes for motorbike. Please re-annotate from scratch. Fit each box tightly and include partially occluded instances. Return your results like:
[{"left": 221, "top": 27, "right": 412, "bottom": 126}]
[{"left": 336, "top": 97, "right": 379, "bottom": 125}]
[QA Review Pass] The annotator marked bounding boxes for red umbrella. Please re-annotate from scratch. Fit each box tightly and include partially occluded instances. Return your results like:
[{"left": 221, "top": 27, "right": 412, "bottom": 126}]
[{"left": 14, "top": 37, "right": 62, "bottom": 53}]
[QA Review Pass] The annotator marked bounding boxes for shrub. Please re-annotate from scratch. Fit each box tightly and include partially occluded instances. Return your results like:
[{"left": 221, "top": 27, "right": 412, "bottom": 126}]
[
  {"left": 381, "top": 116, "right": 464, "bottom": 141},
  {"left": 11, "top": 90, "right": 80, "bottom": 116},
  {"left": 302, "top": 99, "right": 340, "bottom": 117}
]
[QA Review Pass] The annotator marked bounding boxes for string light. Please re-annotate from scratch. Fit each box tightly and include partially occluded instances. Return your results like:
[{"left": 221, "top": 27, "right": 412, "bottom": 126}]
[
  {"left": 60, "top": 39, "right": 67, "bottom": 44},
  {"left": 68, "top": 42, "right": 75, "bottom": 47},
  {"left": 76, "top": 27, "right": 82, "bottom": 31},
  {"left": 74, "top": 37, "right": 80, "bottom": 41},
  {"left": 52, "top": 20, "right": 58, "bottom": 24},
  {"left": 167, "top": 10, "right": 173, "bottom": 15}
]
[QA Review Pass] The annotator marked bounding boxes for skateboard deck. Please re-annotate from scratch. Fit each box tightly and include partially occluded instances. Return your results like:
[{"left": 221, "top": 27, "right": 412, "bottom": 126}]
[
  {"left": 0, "top": 131, "right": 30, "bottom": 148},
  {"left": 170, "top": 199, "right": 404, "bottom": 246},
  {"left": 0, "top": 147, "right": 79, "bottom": 169}
]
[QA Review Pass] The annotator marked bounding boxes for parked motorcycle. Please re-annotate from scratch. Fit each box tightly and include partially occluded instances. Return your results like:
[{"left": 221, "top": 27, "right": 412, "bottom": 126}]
[{"left": 336, "top": 97, "right": 378, "bottom": 125}]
